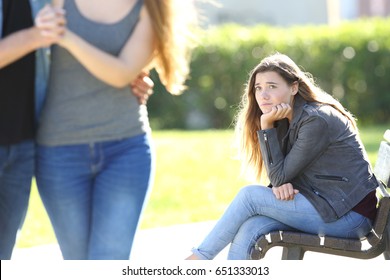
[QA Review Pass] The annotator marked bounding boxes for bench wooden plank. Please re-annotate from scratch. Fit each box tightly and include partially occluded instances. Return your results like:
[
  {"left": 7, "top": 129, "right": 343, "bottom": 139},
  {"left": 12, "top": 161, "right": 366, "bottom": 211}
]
[{"left": 375, "top": 141, "right": 390, "bottom": 187}]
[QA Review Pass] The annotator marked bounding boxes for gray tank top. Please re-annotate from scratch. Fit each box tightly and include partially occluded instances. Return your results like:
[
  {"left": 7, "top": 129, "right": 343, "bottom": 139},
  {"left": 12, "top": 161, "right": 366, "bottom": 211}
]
[{"left": 37, "top": 0, "right": 150, "bottom": 146}]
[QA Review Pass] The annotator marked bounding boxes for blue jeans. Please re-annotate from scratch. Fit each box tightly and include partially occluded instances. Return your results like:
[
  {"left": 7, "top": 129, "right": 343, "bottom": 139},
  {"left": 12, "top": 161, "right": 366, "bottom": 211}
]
[
  {"left": 192, "top": 185, "right": 373, "bottom": 260},
  {"left": 0, "top": 140, "right": 35, "bottom": 260},
  {"left": 36, "top": 134, "right": 154, "bottom": 260}
]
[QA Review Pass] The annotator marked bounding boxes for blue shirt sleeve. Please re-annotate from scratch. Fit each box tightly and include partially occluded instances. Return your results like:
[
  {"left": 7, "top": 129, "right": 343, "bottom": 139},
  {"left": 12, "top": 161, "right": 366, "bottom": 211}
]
[
  {"left": 29, "top": 0, "right": 51, "bottom": 123},
  {"left": 0, "top": 0, "right": 3, "bottom": 38}
]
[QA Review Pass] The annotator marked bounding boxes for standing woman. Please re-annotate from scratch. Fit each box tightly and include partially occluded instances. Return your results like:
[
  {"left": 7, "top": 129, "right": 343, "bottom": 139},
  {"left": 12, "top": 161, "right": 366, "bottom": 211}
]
[
  {"left": 186, "top": 53, "right": 379, "bottom": 260},
  {"left": 35, "top": 0, "right": 196, "bottom": 260}
]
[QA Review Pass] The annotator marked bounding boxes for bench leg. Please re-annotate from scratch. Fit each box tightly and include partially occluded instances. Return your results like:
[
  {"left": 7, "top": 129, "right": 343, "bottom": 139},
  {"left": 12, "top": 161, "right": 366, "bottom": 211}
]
[
  {"left": 384, "top": 218, "right": 390, "bottom": 260},
  {"left": 281, "top": 246, "right": 305, "bottom": 260}
]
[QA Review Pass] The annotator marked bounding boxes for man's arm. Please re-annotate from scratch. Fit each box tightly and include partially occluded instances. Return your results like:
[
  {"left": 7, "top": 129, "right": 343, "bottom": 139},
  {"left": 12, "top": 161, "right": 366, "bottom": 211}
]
[
  {"left": 0, "top": 4, "right": 65, "bottom": 69},
  {"left": 0, "top": 27, "right": 44, "bottom": 68}
]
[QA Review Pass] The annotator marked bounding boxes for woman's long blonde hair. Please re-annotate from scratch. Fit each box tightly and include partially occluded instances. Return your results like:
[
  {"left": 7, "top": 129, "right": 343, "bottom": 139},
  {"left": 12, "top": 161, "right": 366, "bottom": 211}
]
[
  {"left": 235, "top": 53, "right": 357, "bottom": 183},
  {"left": 144, "top": 0, "right": 198, "bottom": 95}
]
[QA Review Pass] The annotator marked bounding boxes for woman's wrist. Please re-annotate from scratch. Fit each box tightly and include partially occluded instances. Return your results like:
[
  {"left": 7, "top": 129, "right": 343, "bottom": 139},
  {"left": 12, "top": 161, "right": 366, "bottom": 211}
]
[
  {"left": 57, "top": 28, "right": 72, "bottom": 48},
  {"left": 261, "top": 119, "right": 274, "bottom": 130}
]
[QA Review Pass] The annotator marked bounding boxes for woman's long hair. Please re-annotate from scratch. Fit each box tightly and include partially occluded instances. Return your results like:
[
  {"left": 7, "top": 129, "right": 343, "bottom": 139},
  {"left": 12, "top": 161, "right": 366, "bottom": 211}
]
[
  {"left": 144, "top": 0, "right": 198, "bottom": 95},
  {"left": 234, "top": 53, "right": 357, "bottom": 182}
]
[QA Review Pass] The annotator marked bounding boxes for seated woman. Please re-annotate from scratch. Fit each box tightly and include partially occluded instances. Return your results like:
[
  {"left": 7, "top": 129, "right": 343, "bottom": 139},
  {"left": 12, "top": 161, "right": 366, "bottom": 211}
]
[{"left": 186, "top": 53, "right": 379, "bottom": 260}]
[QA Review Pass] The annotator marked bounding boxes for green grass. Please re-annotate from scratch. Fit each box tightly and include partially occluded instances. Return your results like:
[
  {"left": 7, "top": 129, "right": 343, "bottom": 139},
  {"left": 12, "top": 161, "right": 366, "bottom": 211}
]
[{"left": 15, "top": 126, "right": 387, "bottom": 248}]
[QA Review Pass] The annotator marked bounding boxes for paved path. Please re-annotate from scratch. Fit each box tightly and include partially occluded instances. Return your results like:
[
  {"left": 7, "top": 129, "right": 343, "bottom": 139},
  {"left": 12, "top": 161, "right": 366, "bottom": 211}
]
[{"left": 12, "top": 220, "right": 386, "bottom": 261}]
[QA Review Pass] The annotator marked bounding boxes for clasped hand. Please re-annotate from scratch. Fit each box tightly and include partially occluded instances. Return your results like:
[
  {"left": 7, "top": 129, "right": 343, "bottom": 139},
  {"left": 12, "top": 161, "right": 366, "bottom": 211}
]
[
  {"left": 34, "top": 4, "right": 66, "bottom": 46},
  {"left": 272, "top": 183, "right": 299, "bottom": 200}
]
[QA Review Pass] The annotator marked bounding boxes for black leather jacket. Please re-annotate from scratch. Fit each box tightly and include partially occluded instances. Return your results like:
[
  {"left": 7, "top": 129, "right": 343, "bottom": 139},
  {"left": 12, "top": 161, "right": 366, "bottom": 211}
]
[{"left": 257, "top": 95, "right": 378, "bottom": 222}]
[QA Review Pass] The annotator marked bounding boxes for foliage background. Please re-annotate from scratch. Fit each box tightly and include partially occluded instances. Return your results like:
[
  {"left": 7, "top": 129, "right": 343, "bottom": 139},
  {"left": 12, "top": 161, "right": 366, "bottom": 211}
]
[{"left": 148, "top": 18, "right": 390, "bottom": 130}]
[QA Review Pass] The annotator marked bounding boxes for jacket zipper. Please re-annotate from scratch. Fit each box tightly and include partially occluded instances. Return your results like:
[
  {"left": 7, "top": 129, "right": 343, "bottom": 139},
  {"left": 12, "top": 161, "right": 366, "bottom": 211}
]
[
  {"left": 263, "top": 131, "right": 273, "bottom": 165},
  {"left": 314, "top": 174, "right": 349, "bottom": 182},
  {"left": 311, "top": 188, "right": 339, "bottom": 219}
]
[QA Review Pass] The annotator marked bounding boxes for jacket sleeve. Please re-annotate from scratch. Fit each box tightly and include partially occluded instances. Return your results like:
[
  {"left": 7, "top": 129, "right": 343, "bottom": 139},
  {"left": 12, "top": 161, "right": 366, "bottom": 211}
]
[{"left": 257, "top": 116, "right": 331, "bottom": 188}]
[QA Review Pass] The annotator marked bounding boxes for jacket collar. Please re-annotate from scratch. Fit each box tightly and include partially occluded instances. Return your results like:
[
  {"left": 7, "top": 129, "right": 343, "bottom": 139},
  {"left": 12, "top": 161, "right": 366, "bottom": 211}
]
[{"left": 290, "top": 94, "right": 307, "bottom": 129}]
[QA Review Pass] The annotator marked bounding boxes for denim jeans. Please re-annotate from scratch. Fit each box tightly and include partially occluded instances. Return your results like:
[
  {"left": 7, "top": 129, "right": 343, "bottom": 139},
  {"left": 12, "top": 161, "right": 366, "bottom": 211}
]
[
  {"left": 36, "top": 134, "right": 154, "bottom": 260},
  {"left": 0, "top": 140, "right": 35, "bottom": 260},
  {"left": 192, "top": 185, "right": 373, "bottom": 260}
]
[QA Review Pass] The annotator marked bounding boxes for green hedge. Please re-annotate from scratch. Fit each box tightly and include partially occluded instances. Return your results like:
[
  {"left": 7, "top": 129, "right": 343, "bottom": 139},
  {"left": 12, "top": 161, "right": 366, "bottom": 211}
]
[{"left": 148, "top": 18, "right": 390, "bottom": 129}]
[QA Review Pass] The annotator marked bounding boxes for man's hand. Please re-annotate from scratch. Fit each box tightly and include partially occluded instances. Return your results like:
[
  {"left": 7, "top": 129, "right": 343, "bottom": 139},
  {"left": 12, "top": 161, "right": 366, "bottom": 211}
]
[
  {"left": 272, "top": 183, "right": 299, "bottom": 200},
  {"left": 131, "top": 72, "right": 154, "bottom": 105}
]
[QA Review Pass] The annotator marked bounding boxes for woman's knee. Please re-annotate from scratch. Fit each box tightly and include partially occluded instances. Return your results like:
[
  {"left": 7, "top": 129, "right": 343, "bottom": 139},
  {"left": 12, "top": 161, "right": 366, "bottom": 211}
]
[{"left": 236, "top": 185, "right": 268, "bottom": 201}]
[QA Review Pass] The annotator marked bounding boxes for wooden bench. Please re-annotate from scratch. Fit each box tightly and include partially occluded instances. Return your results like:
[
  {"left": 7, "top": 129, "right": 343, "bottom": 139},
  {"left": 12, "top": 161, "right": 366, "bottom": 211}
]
[{"left": 250, "top": 130, "right": 390, "bottom": 260}]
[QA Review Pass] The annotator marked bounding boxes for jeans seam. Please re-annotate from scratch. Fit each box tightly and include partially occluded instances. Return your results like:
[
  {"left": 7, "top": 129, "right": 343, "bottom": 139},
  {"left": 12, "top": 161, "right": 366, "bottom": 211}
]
[
  {"left": 345, "top": 215, "right": 370, "bottom": 238},
  {"left": 244, "top": 221, "right": 282, "bottom": 259}
]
